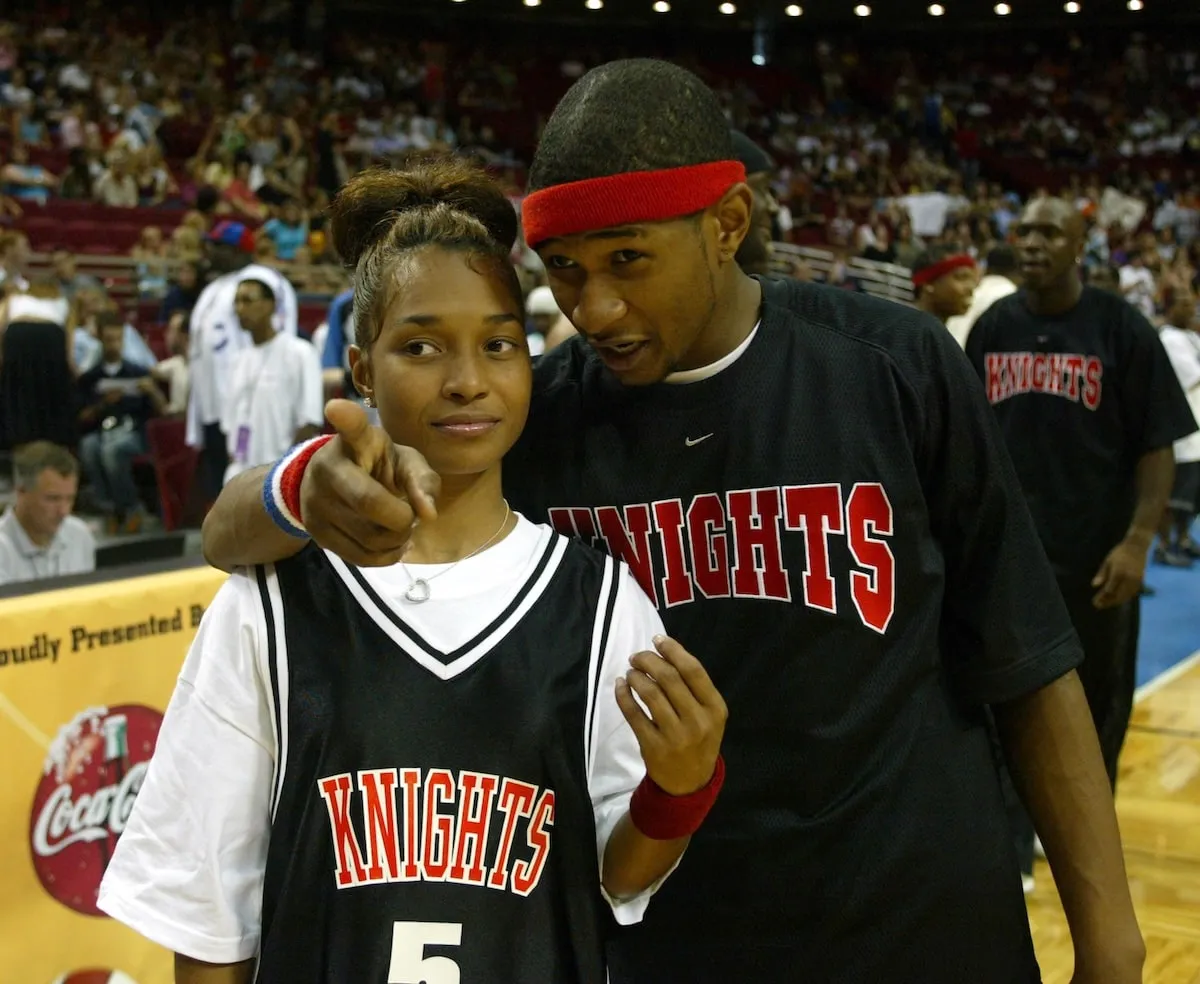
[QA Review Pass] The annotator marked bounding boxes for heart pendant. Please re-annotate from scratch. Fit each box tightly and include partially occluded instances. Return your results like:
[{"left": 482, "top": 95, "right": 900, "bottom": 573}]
[{"left": 404, "top": 578, "right": 431, "bottom": 603}]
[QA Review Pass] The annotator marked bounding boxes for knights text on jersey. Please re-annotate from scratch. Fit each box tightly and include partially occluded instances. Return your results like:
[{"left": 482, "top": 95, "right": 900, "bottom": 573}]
[
  {"left": 504, "top": 278, "right": 1078, "bottom": 983},
  {"left": 254, "top": 536, "right": 620, "bottom": 982},
  {"left": 965, "top": 286, "right": 1198, "bottom": 578}
]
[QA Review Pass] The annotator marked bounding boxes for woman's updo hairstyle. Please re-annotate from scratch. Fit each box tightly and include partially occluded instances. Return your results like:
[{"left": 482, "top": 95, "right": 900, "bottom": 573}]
[{"left": 329, "top": 156, "right": 523, "bottom": 348}]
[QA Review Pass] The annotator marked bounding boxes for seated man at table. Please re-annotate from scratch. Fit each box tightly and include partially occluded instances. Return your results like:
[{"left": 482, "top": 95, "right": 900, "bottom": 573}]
[{"left": 0, "top": 442, "right": 95, "bottom": 586}]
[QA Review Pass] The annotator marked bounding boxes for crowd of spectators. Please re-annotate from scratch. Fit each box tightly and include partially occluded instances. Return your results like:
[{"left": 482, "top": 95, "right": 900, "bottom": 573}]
[{"left": 0, "top": 8, "right": 1196, "bottom": 569}]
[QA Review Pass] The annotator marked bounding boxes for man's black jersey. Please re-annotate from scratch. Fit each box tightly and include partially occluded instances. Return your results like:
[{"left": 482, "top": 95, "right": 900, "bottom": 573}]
[
  {"left": 966, "top": 286, "right": 1198, "bottom": 579},
  {"left": 505, "top": 278, "right": 1081, "bottom": 983}
]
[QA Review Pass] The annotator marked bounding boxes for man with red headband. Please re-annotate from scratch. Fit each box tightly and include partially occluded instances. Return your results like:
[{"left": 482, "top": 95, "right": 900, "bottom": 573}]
[
  {"left": 201, "top": 61, "right": 1144, "bottom": 983},
  {"left": 911, "top": 243, "right": 978, "bottom": 325}
]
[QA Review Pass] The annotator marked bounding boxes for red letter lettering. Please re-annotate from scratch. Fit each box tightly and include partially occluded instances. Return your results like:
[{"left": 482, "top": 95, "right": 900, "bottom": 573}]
[
  {"left": 783, "top": 484, "right": 843, "bottom": 614},
  {"left": 1082, "top": 357, "right": 1102, "bottom": 410},
  {"left": 358, "top": 768, "right": 400, "bottom": 884},
  {"left": 546, "top": 506, "right": 597, "bottom": 542},
  {"left": 398, "top": 767, "right": 422, "bottom": 880},
  {"left": 421, "top": 769, "right": 456, "bottom": 881},
  {"left": 317, "top": 773, "right": 368, "bottom": 888},
  {"left": 687, "top": 493, "right": 731, "bottom": 598},
  {"left": 847, "top": 484, "right": 896, "bottom": 635},
  {"left": 450, "top": 771, "right": 498, "bottom": 886},
  {"left": 727, "top": 487, "right": 791, "bottom": 601},
  {"left": 1062, "top": 354, "right": 1083, "bottom": 401},
  {"left": 653, "top": 499, "right": 694, "bottom": 608},
  {"left": 512, "top": 790, "right": 555, "bottom": 897},
  {"left": 488, "top": 779, "right": 537, "bottom": 890}
]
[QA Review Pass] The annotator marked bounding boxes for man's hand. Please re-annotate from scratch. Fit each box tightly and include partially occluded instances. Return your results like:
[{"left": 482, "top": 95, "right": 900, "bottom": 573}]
[
  {"left": 298, "top": 400, "right": 441, "bottom": 567},
  {"left": 615, "top": 636, "right": 727, "bottom": 795},
  {"left": 1091, "top": 537, "right": 1149, "bottom": 609}
]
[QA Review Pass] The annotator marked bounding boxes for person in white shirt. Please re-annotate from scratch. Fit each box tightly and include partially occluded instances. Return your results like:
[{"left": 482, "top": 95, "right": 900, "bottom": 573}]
[
  {"left": 186, "top": 221, "right": 298, "bottom": 498},
  {"left": 151, "top": 310, "right": 191, "bottom": 415},
  {"left": 948, "top": 245, "right": 1020, "bottom": 348},
  {"left": 97, "top": 159, "right": 726, "bottom": 981},
  {"left": 1156, "top": 283, "right": 1200, "bottom": 565},
  {"left": 0, "top": 442, "right": 95, "bottom": 586},
  {"left": 220, "top": 278, "right": 323, "bottom": 484},
  {"left": 1118, "top": 250, "right": 1156, "bottom": 319}
]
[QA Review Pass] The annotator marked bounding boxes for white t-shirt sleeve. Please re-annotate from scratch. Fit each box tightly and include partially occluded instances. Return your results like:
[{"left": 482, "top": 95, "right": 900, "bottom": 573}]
[
  {"left": 586, "top": 561, "right": 675, "bottom": 926},
  {"left": 97, "top": 570, "right": 276, "bottom": 964},
  {"left": 1160, "top": 329, "right": 1200, "bottom": 392}
]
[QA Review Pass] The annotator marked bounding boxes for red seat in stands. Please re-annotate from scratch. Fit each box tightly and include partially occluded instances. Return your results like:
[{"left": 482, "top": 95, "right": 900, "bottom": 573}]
[{"left": 144, "top": 416, "right": 198, "bottom": 532}]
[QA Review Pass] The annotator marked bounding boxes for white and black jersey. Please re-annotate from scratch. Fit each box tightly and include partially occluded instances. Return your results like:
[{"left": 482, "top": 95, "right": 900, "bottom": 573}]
[
  {"left": 504, "top": 277, "right": 1083, "bottom": 983},
  {"left": 98, "top": 518, "right": 666, "bottom": 983}
]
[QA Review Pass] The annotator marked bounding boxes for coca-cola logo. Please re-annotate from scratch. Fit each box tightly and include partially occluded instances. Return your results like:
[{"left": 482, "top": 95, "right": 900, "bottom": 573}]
[
  {"left": 51, "top": 971, "right": 140, "bottom": 984},
  {"left": 30, "top": 705, "right": 163, "bottom": 916}
]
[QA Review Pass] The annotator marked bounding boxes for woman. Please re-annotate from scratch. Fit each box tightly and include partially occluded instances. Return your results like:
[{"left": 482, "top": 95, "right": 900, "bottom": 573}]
[
  {"left": 0, "top": 276, "right": 75, "bottom": 451},
  {"left": 98, "top": 159, "right": 727, "bottom": 983}
]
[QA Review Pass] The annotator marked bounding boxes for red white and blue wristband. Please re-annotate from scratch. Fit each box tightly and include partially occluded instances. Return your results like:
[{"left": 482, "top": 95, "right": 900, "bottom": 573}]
[{"left": 263, "top": 435, "right": 334, "bottom": 539}]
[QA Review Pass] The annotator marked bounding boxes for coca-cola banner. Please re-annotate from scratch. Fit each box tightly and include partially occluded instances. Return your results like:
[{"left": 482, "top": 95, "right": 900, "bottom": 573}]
[{"left": 0, "top": 565, "right": 227, "bottom": 983}]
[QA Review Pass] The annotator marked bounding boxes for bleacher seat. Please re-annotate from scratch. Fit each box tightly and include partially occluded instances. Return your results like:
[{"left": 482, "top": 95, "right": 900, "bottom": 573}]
[{"left": 144, "top": 416, "right": 198, "bottom": 533}]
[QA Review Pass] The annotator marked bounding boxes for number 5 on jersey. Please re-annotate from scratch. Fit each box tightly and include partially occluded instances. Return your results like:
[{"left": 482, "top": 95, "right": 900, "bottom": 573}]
[{"left": 389, "top": 921, "right": 463, "bottom": 983}]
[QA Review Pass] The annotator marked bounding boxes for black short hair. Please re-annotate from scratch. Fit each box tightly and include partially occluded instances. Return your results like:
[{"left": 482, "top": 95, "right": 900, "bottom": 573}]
[
  {"left": 238, "top": 278, "right": 276, "bottom": 305},
  {"left": 528, "top": 59, "right": 734, "bottom": 191},
  {"left": 985, "top": 244, "right": 1019, "bottom": 276}
]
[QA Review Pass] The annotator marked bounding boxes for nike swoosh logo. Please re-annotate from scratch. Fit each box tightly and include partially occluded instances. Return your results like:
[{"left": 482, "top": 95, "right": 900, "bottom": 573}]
[{"left": 685, "top": 434, "right": 714, "bottom": 447}]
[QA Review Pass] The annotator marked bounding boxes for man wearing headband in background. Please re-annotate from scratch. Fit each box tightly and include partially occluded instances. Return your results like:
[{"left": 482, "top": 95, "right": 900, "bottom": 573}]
[
  {"left": 187, "top": 221, "right": 299, "bottom": 502},
  {"left": 203, "top": 61, "right": 1144, "bottom": 983},
  {"left": 946, "top": 244, "right": 1020, "bottom": 348},
  {"left": 911, "top": 243, "right": 978, "bottom": 327}
]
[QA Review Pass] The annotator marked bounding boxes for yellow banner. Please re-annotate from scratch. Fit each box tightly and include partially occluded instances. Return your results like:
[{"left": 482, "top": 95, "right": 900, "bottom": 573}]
[{"left": 0, "top": 566, "right": 227, "bottom": 984}]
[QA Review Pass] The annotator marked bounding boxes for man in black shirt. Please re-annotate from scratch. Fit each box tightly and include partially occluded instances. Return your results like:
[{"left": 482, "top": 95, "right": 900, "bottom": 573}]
[
  {"left": 201, "top": 61, "right": 1145, "bottom": 983},
  {"left": 77, "top": 312, "right": 165, "bottom": 534},
  {"left": 966, "top": 197, "right": 1197, "bottom": 793}
]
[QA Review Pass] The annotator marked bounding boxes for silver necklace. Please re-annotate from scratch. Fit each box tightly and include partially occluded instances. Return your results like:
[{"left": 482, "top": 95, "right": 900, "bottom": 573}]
[{"left": 400, "top": 501, "right": 511, "bottom": 604}]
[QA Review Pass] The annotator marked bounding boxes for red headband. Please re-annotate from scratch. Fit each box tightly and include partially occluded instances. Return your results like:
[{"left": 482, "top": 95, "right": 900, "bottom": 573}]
[
  {"left": 521, "top": 161, "right": 747, "bottom": 248},
  {"left": 912, "top": 254, "right": 976, "bottom": 288}
]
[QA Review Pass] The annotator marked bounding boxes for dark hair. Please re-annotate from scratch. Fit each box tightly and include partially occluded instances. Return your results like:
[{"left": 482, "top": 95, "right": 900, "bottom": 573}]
[
  {"left": 328, "top": 157, "right": 522, "bottom": 348},
  {"left": 985, "top": 244, "right": 1019, "bottom": 277},
  {"left": 96, "top": 310, "right": 125, "bottom": 333},
  {"left": 527, "top": 59, "right": 734, "bottom": 191},
  {"left": 237, "top": 278, "right": 276, "bottom": 305},
  {"left": 911, "top": 243, "right": 971, "bottom": 284}
]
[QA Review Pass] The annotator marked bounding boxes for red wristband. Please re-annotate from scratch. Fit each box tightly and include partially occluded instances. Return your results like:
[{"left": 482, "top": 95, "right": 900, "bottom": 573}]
[
  {"left": 629, "top": 755, "right": 725, "bottom": 841},
  {"left": 279, "top": 435, "right": 333, "bottom": 528}
]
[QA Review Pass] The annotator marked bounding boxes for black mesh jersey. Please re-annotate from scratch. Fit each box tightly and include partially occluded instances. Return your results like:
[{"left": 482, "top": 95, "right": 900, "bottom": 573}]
[
  {"left": 966, "top": 286, "right": 1198, "bottom": 579},
  {"left": 505, "top": 278, "right": 1082, "bottom": 983},
  {"left": 252, "top": 535, "right": 621, "bottom": 984}
]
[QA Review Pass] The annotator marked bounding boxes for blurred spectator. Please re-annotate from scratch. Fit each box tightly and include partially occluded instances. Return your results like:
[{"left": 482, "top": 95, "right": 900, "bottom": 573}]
[
  {"left": 0, "top": 442, "right": 95, "bottom": 585},
  {"left": 151, "top": 311, "right": 191, "bottom": 416},
  {"left": 1119, "top": 250, "right": 1157, "bottom": 318},
  {"left": 135, "top": 146, "right": 178, "bottom": 206},
  {"left": 222, "top": 155, "right": 267, "bottom": 221},
  {"left": 0, "top": 278, "right": 74, "bottom": 451},
  {"left": 1156, "top": 283, "right": 1200, "bottom": 566},
  {"left": 77, "top": 312, "right": 166, "bottom": 534},
  {"left": 72, "top": 286, "right": 158, "bottom": 374},
  {"left": 51, "top": 248, "right": 102, "bottom": 301},
  {"left": 94, "top": 151, "right": 139, "bottom": 207},
  {"left": 132, "top": 227, "right": 170, "bottom": 295},
  {"left": 262, "top": 200, "right": 309, "bottom": 261},
  {"left": 58, "top": 146, "right": 94, "bottom": 200},
  {"left": 2, "top": 144, "right": 56, "bottom": 205},
  {"left": 525, "top": 286, "right": 560, "bottom": 357},
  {"left": 159, "top": 261, "right": 202, "bottom": 323},
  {"left": 221, "top": 278, "right": 322, "bottom": 484}
]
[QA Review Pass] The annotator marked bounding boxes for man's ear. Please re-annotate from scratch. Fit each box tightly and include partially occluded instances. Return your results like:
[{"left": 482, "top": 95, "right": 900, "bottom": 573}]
[{"left": 710, "top": 183, "right": 754, "bottom": 264}]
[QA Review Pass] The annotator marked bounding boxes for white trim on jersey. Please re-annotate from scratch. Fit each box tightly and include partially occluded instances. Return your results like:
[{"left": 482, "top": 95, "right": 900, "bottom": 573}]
[
  {"left": 584, "top": 555, "right": 619, "bottom": 777},
  {"left": 256, "top": 565, "right": 291, "bottom": 820},
  {"left": 324, "top": 529, "right": 569, "bottom": 681}
]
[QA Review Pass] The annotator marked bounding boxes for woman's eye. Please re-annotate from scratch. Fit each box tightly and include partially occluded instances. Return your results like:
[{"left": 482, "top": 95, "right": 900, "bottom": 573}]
[
  {"left": 486, "top": 337, "right": 521, "bottom": 354},
  {"left": 403, "top": 341, "right": 438, "bottom": 357}
]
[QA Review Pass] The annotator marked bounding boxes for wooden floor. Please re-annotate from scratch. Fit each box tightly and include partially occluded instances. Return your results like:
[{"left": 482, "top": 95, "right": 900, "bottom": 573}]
[{"left": 1028, "top": 654, "right": 1200, "bottom": 984}]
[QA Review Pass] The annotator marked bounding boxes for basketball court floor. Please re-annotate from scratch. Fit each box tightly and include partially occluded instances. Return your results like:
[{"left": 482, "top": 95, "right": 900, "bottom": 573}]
[{"left": 1030, "top": 559, "right": 1200, "bottom": 983}]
